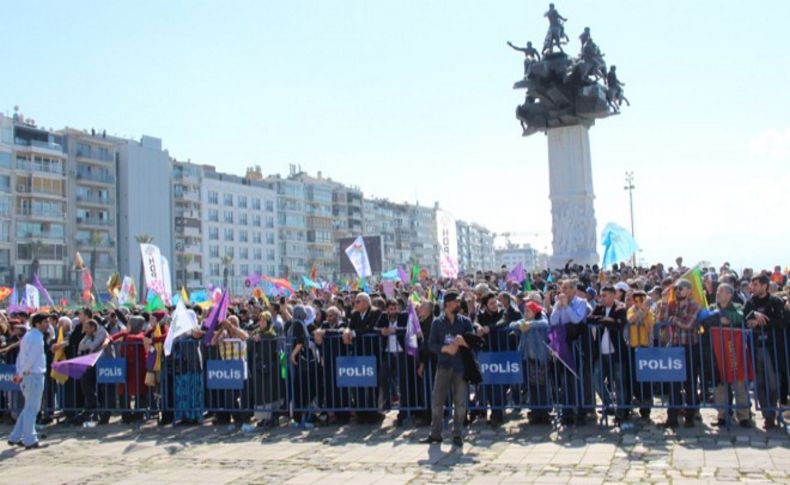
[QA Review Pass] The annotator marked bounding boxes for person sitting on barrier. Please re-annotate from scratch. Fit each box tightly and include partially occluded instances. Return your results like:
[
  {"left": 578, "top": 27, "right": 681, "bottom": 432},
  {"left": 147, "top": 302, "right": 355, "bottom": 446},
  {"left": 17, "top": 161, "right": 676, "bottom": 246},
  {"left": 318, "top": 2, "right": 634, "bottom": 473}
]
[
  {"left": 588, "top": 285, "right": 628, "bottom": 424},
  {"left": 509, "top": 301, "right": 551, "bottom": 424},
  {"left": 420, "top": 291, "right": 474, "bottom": 447},
  {"left": 625, "top": 289, "right": 655, "bottom": 422}
]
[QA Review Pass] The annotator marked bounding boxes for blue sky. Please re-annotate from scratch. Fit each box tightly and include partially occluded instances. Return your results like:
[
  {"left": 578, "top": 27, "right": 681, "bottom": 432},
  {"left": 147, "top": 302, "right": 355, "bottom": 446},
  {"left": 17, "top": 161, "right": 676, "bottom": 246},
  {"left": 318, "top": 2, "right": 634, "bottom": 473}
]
[{"left": 3, "top": 0, "right": 788, "bottom": 270}]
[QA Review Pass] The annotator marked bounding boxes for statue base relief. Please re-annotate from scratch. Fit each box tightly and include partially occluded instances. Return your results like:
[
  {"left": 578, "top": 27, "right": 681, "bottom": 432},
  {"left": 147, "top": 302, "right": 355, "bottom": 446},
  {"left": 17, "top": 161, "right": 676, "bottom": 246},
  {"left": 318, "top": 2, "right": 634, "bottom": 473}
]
[{"left": 546, "top": 125, "right": 599, "bottom": 268}]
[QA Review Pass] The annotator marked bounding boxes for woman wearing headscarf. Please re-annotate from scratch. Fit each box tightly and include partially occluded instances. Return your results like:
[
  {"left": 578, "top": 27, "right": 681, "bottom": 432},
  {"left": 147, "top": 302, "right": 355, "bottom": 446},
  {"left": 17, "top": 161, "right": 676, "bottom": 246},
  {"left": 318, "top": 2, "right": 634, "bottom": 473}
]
[
  {"left": 116, "top": 316, "right": 149, "bottom": 423},
  {"left": 287, "top": 305, "right": 319, "bottom": 426},
  {"left": 249, "top": 311, "right": 284, "bottom": 427}
]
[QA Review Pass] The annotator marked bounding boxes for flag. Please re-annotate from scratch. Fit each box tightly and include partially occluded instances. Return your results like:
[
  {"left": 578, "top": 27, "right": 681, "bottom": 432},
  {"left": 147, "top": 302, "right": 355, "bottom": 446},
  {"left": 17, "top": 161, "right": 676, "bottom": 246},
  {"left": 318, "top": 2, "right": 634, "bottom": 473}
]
[
  {"left": 24, "top": 284, "right": 40, "bottom": 309},
  {"left": 164, "top": 300, "right": 199, "bottom": 356},
  {"left": 344, "top": 236, "right": 372, "bottom": 278},
  {"left": 74, "top": 252, "right": 85, "bottom": 271},
  {"left": 152, "top": 323, "right": 163, "bottom": 372},
  {"left": 244, "top": 272, "right": 262, "bottom": 289},
  {"left": 710, "top": 327, "right": 755, "bottom": 384},
  {"left": 397, "top": 265, "right": 409, "bottom": 285},
  {"left": 405, "top": 300, "right": 421, "bottom": 358},
  {"left": 410, "top": 291, "right": 421, "bottom": 306},
  {"left": 427, "top": 287, "right": 433, "bottom": 302},
  {"left": 180, "top": 286, "right": 190, "bottom": 305},
  {"left": 382, "top": 280, "right": 396, "bottom": 299},
  {"left": 264, "top": 276, "right": 294, "bottom": 295},
  {"left": 191, "top": 290, "right": 208, "bottom": 303},
  {"left": 601, "top": 222, "right": 639, "bottom": 268},
  {"left": 203, "top": 288, "right": 229, "bottom": 345},
  {"left": 668, "top": 266, "right": 708, "bottom": 309},
  {"left": 301, "top": 275, "right": 320, "bottom": 289},
  {"left": 0, "top": 287, "right": 11, "bottom": 301},
  {"left": 50, "top": 326, "right": 69, "bottom": 384},
  {"left": 360, "top": 277, "right": 370, "bottom": 293},
  {"left": 410, "top": 265, "right": 420, "bottom": 285},
  {"left": 524, "top": 274, "right": 533, "bottom": 292},
  {"left": 145, "top": 289, "right": 165, "bottom": 312},
  {"left": 310, "top": 262, "right": 318, "bottom": 281},
  {"left": 507, "top": 262, "right": 526, "bottom": 283},
  {"left": 106, "top": 273, "right": 122, "bottom": 300},
  {"left": 81, "top": 269, "right": 93, "bottom": 292},
  {"left": 51, "top": 351, "right": 102, "bottom": 380},
  {"left": 381, "top": 268, "right": 400, "bottom": 281},
  {"left": 118, "top": 276, "right": 135, "bottom": 305},
  {"left": 30, "top": 274, "right": 54, "bottom": 307}
]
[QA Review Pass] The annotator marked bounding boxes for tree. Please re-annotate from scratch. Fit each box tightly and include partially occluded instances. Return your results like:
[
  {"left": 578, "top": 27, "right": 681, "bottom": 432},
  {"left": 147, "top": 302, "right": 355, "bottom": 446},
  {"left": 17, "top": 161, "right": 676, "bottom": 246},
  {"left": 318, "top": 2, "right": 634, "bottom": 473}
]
[
  {"left": 221, "top": 255, "right": 233, "bottom": 290},
  {"left": 135, "top": 233, "right": 153, "bottom": 299}
]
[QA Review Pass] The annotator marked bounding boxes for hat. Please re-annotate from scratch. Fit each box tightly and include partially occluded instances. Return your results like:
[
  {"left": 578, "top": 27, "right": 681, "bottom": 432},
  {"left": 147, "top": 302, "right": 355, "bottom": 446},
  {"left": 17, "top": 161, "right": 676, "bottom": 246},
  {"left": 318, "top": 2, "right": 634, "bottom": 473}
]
[
  {"left": 674, "top": 279, "right": 693, "bottom": 290},
  {"left": 524, "top": 301, "right": 543, "bottom": 316},
  {"left": 586, "top": 287, "right": 597, "bottom": 298},
  {"left": 152, "top": 310, "right": 167, "bottom": 321},
  {"left": 304, "top": 306, "right": 316, "bottom": 325},
  {"left": 614, "top": 282, "right": 629, "bottom": 293}
]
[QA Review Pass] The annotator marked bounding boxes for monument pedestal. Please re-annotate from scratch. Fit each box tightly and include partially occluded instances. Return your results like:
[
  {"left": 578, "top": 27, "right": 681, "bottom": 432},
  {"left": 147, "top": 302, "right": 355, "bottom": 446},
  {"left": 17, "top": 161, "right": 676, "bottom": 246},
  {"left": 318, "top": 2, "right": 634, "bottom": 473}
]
[{"left": 546, "top": 125, "right": 599, "bottom": 268}]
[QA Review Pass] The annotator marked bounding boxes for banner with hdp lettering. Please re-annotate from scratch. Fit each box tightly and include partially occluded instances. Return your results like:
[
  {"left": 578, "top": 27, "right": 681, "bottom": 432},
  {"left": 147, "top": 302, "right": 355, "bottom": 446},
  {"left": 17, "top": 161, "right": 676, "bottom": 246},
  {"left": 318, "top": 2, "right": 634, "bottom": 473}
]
[
  {"left": 140, "top": 243, "right": 168, "bottom": 301},
  {"left": 336, "top": 356, "right": 377, "bottom": 387},
  {"left": 436, "top": 209, "right": 459, "bottom": 278}
]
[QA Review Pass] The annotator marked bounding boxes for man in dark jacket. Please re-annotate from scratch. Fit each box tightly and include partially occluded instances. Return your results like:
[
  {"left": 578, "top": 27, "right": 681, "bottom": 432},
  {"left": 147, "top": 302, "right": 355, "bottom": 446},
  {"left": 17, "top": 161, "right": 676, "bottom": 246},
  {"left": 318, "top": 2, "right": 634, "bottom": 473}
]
[
  {"left": 743, "top": 274, "right": 787, "bottom": 429},
  {"left": 420, "top": 291, "right": 473, "bottom": 447},
  {"left": 342, "top": 293, "right": 383, "bottom": 422},
  {"left": 587, "top": 285, "right": 628, "bottom": 423},
  {"left": 474, "top": 292, "right": 509, "bottom": 425}
]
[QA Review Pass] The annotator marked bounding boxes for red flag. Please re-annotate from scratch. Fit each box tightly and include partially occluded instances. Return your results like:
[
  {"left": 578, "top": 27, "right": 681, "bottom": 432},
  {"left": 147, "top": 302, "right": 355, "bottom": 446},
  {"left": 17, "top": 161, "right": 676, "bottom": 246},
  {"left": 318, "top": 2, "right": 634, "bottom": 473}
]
[
  {"left": 310, "top": 262, "right": 318, "bottom": 282},
  {"left": 81, "top": 270, "right": 93, "bottom": 290},
  {"left": 710, "top": 327, "right": 755, "bottom": 383}
]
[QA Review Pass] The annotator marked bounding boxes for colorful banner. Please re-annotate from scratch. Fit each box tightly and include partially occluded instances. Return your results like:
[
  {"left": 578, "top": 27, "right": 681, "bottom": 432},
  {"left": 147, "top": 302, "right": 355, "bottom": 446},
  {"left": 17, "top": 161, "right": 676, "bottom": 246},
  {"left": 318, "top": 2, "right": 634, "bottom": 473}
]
[
  {"left": 140, "top": 243, "right": 167, "bottom": 298},
  {"left": 436, "top": 209, "right": 459, "bottom": 278},
  {"left": 344, "top": 236, "right": 372, "bottom": 278}
]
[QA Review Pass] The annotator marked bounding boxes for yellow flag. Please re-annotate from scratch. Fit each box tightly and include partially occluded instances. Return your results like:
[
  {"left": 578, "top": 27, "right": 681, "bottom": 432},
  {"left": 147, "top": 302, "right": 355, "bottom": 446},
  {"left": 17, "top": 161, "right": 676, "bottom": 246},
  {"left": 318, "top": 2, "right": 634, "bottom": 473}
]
[
  {"left": 50, "top": 326, "right": 69, "bottom": 384},
  {"left": 181, "top": 286, "right": 190, "bottom": 304},
  {"left": 153, "top": 323, "right": 163, "bottom": 372}
]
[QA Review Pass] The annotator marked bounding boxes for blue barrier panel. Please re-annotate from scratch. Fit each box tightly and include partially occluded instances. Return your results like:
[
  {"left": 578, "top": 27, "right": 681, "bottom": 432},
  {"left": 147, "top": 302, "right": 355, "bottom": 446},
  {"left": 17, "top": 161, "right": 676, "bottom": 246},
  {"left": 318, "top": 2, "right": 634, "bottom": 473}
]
[
  {"left": 0, "top": 364, "right": 19, "bottom": 392},
  {"left": 206, "top": 360, "right": 245, "bottom": 390},
  {"left": 479, "top": 352, "right": 523, "bottom": 385},
  {"left": 635, "top": 347, "right": 686, "bottom": 382},
  {"left": 336, "top": 356, "right": 377, "bottom": 387},
  {"left": 96, "top": 358, "right": 127, "bottom": 384}
]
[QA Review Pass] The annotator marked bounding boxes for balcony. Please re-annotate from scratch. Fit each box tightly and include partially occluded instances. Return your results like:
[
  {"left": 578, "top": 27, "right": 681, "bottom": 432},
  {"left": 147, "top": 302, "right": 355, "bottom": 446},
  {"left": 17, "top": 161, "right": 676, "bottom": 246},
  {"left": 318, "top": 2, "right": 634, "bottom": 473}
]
[
  {"left": 76, "top": 171, "right": 115, "bottom": 184},
  {"left": 77, "top": 217, "right": 114, "bottom": 227},
  {"left": 17, "top": 207, "right": 65, "bottom": 219},
  {"left": 14, "top": 138, "right": 64, "bottom": 155},
  {"left": 76, "top": 149, "right": 113, "bottom": 162},
  {"left": 76, "top": 238, "right": 115, "bottom": 249},
  {"left": 76, "top": 193, "right": 112, "bottom": 205},
  {"left": 15, "top": 160, "right": 65, "bottom": 176},
  {"left": 16, "top": 230, "right": 64, "bottom": 240}
]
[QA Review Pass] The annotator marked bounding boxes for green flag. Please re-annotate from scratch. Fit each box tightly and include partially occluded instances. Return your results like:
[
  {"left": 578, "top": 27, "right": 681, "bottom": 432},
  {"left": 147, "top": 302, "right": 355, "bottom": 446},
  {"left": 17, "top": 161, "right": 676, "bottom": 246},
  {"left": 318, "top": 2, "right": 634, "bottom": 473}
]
[
  {"left": 410, "top": 265, "right": 420, "bottom": 285},
  {"left": 145, "top": 291, "right": 165, "bottom": 312},
  {"left": 524, "top": 274, "right": 533, "bottom": 292}
]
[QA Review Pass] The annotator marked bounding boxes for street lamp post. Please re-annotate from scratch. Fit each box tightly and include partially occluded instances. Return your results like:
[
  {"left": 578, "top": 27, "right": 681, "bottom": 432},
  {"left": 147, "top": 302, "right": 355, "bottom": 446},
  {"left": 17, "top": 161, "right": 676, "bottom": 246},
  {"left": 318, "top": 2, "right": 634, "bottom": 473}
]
[{"left": 624, "top": 171, "right": 636, "bottom": 267}]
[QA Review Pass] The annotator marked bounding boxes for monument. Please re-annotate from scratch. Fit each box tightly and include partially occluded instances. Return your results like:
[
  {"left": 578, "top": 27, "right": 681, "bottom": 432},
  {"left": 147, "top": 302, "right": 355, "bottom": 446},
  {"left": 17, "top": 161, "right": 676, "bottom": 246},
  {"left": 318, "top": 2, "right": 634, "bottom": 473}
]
[{"left": 509, "top": 3, "right": 628, "bottom": 267}]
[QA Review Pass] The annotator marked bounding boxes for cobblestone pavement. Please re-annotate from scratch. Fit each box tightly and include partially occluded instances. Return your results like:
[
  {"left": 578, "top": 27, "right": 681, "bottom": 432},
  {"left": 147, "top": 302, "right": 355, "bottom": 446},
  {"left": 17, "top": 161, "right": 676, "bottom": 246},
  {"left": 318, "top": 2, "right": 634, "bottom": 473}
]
[{"left": 1, "top": 409, "right": 788, "bottom": 484}]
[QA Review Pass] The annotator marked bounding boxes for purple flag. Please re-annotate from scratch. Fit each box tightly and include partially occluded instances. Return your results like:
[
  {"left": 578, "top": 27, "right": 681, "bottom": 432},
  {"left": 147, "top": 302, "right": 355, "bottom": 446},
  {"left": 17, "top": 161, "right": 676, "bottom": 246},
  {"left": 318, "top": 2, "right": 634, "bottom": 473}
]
[
  {"left": 51, "top": 351, "right": 102, "bottom": 379},
  {"left": 397, "top": 265, "right": 409, "bottom": 285},
  {"left": 32, "top": 273, "right": 54, "bottom": 307},
  {"left": 547, "top": 325, "right": 576, "bottom": 373},
  {"left": 405, "top": 301, "right": 421, "bottom": 358},
  {"left": 507, "top": 262, "right": 526, "bottom": 283},
  {"left": 203, "top": 288, "right": 229, "bottom": 345},
  {"left": 244, "top": 272, "right": 262, "bottom": 289}
]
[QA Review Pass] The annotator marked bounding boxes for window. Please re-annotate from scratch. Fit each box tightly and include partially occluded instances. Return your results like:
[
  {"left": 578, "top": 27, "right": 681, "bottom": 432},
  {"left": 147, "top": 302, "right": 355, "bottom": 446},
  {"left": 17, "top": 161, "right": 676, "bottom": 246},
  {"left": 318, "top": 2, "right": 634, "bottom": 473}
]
[
  {"left": 0, "top": 195, "right": 10, "bottom": 216},
  {"left": 252, "top": 214, "right": 261, "bottom": 227},
  {"left": 0, "top": 175, "right": 9, "bottom": 193},
  {"left": 253, "top": 232, "right": 262, "bottom": 244},
  {"left": 239, "top": 264, "right": 249, "bottom": 275},
  {"left": 254, "top": 248, "right": 262, "bottom": 260},
  {"left": 0, "top": 152, "right": 10, "bottom": 169},
  {"left": 224, "top": 228, "right": 234, "bottom": 241},
  {"left": 252, "top": 198, "right": 261, "bottom": 210},
  {"left": 238, "top": 195, "right": 247, "bottom": 208},
  {"left": 209, "top": 227, "right": 219, "bottom": 240},
  {"left": 225, "top": 246, "right": 234, "bottom": 257},
  {"left": 0, "top": 221, "right": 9, "bottom": 242},
  {"left": 208, "top": 191, "right": 218, "bottom": 204},
  {"left": 239, "top": 230, "right": 248, "bottom": 242},
  {"left": 266, "top": 233, "right": 275, "bottom": 245},
  {"left": 210, "top": 263, "right": 220, "bottom": 277},
  {"left": 265, "top": 216, "right": 275, "bottom": 228},
  {"left": 239, "top": 248, "right": 249, "bottom": 260},
  {"left": 265, "top": 199, "right": 274, "bottom": 212},
  {"left": 239, "top": 213, "right": 247, "bottom": 226},
  {"left": 223, "top": 211, "right": 233, "bottom": 223},
  {"left": 223, "top": 193, "right": 233, "bottom": 206},
  {"left": 1, "top": 127, "right": 11, "bottom": 144},
  {"left": 209, "top": 245, "right": 219, "bottom": 258},
  {"left": 266, "top": 249, "right": 276, "bottom": 261},
  {"left": 208, "top": 209, "right": 218, "bottom": 222}
]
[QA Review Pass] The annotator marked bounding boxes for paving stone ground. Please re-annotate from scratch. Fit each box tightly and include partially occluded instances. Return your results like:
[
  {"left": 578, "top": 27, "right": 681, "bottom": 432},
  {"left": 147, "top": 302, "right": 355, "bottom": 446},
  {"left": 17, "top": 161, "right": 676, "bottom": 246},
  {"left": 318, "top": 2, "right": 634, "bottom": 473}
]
[{"left": 1, "top": 408, "right": 788, "bottom": 484}]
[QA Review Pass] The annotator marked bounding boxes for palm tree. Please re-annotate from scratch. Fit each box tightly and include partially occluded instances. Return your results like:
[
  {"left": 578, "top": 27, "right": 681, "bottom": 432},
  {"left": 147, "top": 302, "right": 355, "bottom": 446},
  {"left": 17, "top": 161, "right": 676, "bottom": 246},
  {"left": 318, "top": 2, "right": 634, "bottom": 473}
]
[
  {"left": 135, "top": 233, "right": 153, "bottom": 299},
  {"left": 29, "top": 239, "right": 44, "bottom": 280},
  {"left": 89, "top": 231, "right": 104, "bottom": 286},
  {"left": 221, "top": 255, "right": 233, "bottom": 290}
]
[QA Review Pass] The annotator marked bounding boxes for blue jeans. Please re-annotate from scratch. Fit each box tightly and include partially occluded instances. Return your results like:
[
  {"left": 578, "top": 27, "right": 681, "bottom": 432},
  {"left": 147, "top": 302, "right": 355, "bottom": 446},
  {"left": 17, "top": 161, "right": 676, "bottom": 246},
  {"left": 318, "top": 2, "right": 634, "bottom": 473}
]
[{"left": 9, "top": 373, "right": 45, "bottom": 446}]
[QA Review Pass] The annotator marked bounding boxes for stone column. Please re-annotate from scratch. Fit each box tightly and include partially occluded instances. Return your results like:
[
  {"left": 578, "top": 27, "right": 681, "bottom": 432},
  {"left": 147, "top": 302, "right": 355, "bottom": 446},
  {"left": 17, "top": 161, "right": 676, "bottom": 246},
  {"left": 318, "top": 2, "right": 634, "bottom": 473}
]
[{"left": 546, "top": 125, "right": 599, "bottom": 268}]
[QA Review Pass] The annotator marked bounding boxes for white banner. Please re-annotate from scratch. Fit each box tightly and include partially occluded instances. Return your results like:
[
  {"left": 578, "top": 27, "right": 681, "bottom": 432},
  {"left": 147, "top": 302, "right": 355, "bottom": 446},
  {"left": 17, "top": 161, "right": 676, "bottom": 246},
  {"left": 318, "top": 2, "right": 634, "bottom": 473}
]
[
  {"left": 118, "top": 276, "right": 135, "bottom": 305},
  {"left": 164, "top": 300, "right": 199, "bottom": 356},
  {"left": 344, "top": 235, "right": 372, "bottom": 278},
  {"left": 140, "top": 243, "right": 167, "bottom": 298},
  {"left": 161, "top": 256, "right": 173, "bottom": 304},
  {"left": 436, "top": 209, "right": 459, "bottom": 278},
  {"left": 24, "top": 284, "right": 40, "bottom": 309}
]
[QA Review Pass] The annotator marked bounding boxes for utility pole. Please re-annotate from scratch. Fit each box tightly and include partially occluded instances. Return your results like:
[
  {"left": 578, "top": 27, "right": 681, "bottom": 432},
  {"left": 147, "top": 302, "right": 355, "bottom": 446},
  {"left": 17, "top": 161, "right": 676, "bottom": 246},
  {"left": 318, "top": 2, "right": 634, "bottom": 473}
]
[{"left": 624, "top": 171, "right": 636, "bottom": 267}]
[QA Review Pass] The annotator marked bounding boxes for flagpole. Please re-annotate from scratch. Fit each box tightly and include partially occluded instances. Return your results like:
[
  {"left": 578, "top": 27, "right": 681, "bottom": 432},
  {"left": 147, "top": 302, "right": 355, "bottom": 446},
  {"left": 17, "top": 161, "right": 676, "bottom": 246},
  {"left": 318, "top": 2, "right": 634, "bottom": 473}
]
[{"left": 624, "top": 171, "right": 636, "bottom": 267}]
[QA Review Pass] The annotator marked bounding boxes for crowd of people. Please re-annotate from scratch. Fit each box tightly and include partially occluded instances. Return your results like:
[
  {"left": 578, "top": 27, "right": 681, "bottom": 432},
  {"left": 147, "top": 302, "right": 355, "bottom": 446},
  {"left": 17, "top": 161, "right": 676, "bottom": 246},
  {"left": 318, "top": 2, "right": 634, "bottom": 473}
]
[{"left": 2, "top": 257, "right": 789, "bottom": 449}]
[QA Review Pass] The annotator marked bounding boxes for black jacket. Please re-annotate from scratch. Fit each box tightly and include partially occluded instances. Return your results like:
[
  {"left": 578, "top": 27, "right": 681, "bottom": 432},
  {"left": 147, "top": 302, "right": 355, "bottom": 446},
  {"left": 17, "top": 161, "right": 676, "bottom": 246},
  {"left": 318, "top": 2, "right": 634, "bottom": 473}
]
[
  {"left": 460, "top": 333, "right": 485, "bottom": 384},
  {"left": 587, "top": 302, "right": 627, "bottom": 359}
]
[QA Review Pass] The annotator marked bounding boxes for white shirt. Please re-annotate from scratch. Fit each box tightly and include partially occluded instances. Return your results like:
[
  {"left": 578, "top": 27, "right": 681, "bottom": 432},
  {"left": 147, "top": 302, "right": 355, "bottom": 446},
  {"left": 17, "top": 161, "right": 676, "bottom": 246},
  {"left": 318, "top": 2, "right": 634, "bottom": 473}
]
[
  {"left": 600, "top": 306, "right": 614, "bottom": 356},
  {"left": 387, "top": 318, "right": 402, "bottom": 353},
  {"left": 16, "top": 327, "right": 46, "bottom": 375}
]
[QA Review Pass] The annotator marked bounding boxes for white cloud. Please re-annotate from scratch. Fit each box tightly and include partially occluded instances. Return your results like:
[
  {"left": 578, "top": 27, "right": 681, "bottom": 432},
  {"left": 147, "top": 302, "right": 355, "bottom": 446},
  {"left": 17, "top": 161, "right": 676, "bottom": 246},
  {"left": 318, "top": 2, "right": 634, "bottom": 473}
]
[{"left": 750, "top": 128, "right": 790, "bottom": 159}]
